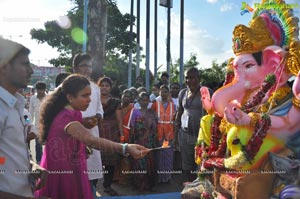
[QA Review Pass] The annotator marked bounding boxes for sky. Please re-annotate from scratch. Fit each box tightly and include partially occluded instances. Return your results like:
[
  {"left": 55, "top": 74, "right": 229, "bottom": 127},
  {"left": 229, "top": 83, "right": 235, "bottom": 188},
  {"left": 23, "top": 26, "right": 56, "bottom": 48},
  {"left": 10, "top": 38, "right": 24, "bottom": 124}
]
[{"left": 0, "top": 0, "right": 299, "bottom": 72}]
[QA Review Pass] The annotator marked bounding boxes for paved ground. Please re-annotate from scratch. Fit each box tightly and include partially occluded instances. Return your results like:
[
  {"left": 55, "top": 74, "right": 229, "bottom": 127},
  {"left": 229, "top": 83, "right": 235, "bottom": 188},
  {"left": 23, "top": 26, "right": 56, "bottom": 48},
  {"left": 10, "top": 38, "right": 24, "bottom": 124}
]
[{"left": 95, "top": 173, "right": 184, "bottom": 197}]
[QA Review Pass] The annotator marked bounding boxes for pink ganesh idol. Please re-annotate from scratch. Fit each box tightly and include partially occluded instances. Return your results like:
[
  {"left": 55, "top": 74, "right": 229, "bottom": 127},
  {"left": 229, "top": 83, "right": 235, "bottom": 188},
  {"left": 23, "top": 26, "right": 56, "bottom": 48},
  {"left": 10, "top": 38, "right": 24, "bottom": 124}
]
[{"left": 193, "top": 0, "right": 300, "bottom": 198}]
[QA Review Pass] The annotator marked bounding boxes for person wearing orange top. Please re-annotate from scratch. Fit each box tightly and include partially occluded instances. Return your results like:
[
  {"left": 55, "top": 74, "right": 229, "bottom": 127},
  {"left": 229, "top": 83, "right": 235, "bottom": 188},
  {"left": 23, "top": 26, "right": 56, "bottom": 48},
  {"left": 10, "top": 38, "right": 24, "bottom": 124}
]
[{"left": 151, "top": 85, "right": 176, "bottom": 183}]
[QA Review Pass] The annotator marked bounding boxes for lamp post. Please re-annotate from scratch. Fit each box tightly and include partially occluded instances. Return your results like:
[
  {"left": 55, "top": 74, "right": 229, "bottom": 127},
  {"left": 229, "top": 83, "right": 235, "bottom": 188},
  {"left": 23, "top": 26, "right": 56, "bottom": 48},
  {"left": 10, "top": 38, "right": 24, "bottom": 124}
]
[
  {"left": 128, "top": 0, "right": 134, "bottom": 88},
  {"left": 145, "top": 0, "right": 150, "bottom": 91},
  {"left": 82, "top": 0, "right": 89, "bottom": 53},
  {"left": 180, "top": 0, "right": 184, "bottom": 87},
  {"left": 154, "top": 0, "right": 158, "bottom": 80},
  {"left": 136, "top": 0, "right": 141, "bottom": 80},
  {"left": 159, "top": 0, "right": 172, "bottom": 81}
]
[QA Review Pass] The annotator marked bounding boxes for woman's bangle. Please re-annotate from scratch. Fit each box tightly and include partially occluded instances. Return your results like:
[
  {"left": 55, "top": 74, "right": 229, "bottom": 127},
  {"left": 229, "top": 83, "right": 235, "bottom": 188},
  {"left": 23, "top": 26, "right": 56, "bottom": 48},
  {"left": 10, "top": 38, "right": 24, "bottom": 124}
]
[{"left": 122, "top": 143, "right": 129, "bottom": 156}]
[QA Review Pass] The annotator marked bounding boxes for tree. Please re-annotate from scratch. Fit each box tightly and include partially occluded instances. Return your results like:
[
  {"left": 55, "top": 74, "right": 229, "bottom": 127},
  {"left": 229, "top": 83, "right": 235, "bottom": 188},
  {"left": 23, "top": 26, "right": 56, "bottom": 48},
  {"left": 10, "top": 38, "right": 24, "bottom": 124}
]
[
  {"left": 199, "top": 60, "right": 227, "bottom": 91},
  {"left": 104, "top": 52, "right": 149, "bottom": 87},
  {"left": 160, "top": 53, "right": 200, "bottom": 83},
  {"left": 158, "top": 53, "right": 227, "bottom": 90},
  {"left": 88, "top": 0, "right": 107, "bottom": 80},
  {"left": 30, "top": 0, "right": 136, "bottom": 81}
]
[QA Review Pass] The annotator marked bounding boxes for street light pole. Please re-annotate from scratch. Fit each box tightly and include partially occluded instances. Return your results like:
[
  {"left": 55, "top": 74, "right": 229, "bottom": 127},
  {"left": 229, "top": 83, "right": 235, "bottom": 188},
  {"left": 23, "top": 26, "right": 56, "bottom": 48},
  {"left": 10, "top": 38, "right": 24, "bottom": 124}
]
[
  {"left": 154, "top": 0, "right": 158, "bottom": 80},
  {"left": 82, "top": 0, "right": 89, "bottom": 53},
  {"left": 159, "top": 0, "right": 172, "bottom": 82},
  {"left": 136, "top": 0, "right": 141, "bottom": 80},
  {"left": 145, "top": 0, "right": 150, "bottom": 91},
  {"left": 166, "top": 0, "right": 171, "bottom": 80},
  {"left": 180, "top": 0, "right": 184, "bottom": 87},
  {"left": 128, "top": 0, "right": 134, "bottom": 88}
]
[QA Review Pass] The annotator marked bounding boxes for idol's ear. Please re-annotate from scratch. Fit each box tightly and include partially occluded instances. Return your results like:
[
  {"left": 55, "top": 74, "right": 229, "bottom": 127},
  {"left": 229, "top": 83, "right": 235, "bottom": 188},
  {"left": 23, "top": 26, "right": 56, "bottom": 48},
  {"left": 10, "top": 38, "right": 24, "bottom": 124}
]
[
  {"left": 262, "top": 45, "right": 286, "bottom": 70},
  {"left": 263, "top": 45, "right": 288, "bottom": 83}
]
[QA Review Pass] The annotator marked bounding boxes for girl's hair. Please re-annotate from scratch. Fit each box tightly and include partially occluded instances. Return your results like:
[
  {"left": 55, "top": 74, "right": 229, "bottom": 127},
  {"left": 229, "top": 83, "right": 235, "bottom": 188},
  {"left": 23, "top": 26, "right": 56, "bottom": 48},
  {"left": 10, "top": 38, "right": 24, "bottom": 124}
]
[
  {"left": 152, "top": 83, "right": 160, "bottom": 89},
  {"left": 122, "top": 89, "right": 133, "bottom": 97},
  {"left": 138, "top": 91, "right": 149, "bottom": 100},
  {"left": 55, "top": 72, "right": 70, "bottom": 88},
  {"left": 39, "top": 74, "right": 90, "bottom": 143},
  {"left": 72, "top": 53, "right": 92, "bottom": 67},
  {"left": 160, "top": 85, "right": 169, "bottom": 91},
  {"left": 97, "top": 76, "right": 112, "bottom": 88},
  {"left": 137, "top": 86, "right": 147, "bottom": 94},
  {"left": 170, "top": 82, "right": 180, "bottom": 88}
]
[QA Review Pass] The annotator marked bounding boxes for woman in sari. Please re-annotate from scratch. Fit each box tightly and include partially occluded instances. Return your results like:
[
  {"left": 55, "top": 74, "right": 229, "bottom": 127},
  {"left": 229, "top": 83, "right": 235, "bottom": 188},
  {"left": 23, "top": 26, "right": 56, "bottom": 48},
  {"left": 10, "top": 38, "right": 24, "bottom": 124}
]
[
  {"left": 130, "top": 92, "right": 157, "bottom": 191},
  {"left": 97, "top": 77, "right": 123, "bottom": 196}
]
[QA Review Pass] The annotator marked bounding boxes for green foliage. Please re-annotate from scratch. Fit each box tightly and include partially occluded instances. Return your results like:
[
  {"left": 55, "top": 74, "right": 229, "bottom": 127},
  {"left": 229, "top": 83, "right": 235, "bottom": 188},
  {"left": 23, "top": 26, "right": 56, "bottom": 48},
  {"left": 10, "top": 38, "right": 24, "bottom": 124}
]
[
  {"left": 30, "top": 0, "right": 135, "bottom": 67},
  {"left": 184, "top": 53, "right": 199, "bottom": 69},
  {"left": 104, "top": 53, "right": 127, "bottom": 84},
  {"left": 199, "top": 60, "right": 227, "bottom": 90},
  {"left": 106, "top": 3, "right": 137, "bottom": 56},
  {"left": 104, "top": 52, "right": 148, "bottom": 87},
  {"left": 158, "top": 53, "right": 200, "bottom": 83},
  {"left": 30, "top": 20, "right": 76, "bottom": 68},
  {"left": 29, "top": 0, "right": 228, "bottom": 88},
  {"left": 157, "top": 53, "right": 227, "bottom": 90}
]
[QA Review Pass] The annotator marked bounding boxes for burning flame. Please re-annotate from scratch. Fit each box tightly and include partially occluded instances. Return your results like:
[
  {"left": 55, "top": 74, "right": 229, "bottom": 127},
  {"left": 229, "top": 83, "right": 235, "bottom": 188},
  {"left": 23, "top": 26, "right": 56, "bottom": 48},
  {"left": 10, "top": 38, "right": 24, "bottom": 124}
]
[
  {"left": 162, "top": 140, "right": 169, "bottom": 148},
  {"left": 0, "top": 157, "right": 6, "bottom": 165}
]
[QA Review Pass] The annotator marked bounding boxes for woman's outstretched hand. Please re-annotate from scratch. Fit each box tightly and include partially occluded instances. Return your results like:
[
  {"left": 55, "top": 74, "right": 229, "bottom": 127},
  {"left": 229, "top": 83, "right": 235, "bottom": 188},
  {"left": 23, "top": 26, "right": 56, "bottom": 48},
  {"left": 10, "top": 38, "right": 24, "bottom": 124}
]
[{"left": 127, "top": 144, "right": 150, "bottom": 159}]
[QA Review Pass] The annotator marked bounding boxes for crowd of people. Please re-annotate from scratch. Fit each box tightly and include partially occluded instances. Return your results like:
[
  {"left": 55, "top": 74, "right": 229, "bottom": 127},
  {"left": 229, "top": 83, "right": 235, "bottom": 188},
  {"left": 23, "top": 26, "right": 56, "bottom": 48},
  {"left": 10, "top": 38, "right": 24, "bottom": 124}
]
[{"left": 0, "top": 38, "right": 209, "bottom": 199}]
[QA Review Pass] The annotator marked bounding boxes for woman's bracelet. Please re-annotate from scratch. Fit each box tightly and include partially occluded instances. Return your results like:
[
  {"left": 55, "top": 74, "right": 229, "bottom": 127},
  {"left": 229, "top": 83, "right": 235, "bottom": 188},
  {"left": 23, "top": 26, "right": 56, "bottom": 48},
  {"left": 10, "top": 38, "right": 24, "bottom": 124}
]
[{"left": 121, "top": 143, "right": 129, "bottom": 156}]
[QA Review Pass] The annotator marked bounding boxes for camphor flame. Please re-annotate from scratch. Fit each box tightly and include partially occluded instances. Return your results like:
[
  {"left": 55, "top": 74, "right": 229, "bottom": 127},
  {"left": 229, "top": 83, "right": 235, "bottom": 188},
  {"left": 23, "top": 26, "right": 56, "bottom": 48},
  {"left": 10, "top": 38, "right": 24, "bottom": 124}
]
[
  {"left": 162, "top": 140, "right": 169, "bottom": 148},
  {"left": 0, "top": 157, "right": 6, "bottom": 165},
  {"left": 150, "top": 140, "right": 170, "bottom": 150}
]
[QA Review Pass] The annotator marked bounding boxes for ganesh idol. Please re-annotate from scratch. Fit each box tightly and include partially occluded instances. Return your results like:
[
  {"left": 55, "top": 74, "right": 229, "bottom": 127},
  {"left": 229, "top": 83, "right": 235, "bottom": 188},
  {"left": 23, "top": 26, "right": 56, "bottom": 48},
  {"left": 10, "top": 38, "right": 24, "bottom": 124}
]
[{"left": 193, "top": 0, "right": 300, "bottom": 198}]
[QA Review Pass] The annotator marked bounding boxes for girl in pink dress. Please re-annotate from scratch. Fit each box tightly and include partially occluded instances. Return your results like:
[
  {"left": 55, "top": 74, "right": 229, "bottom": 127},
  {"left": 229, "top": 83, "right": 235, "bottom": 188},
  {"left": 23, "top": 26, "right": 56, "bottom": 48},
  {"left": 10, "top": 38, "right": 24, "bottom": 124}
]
[{"left": 35, "top": 74, "right": 149, "bottom": 199}]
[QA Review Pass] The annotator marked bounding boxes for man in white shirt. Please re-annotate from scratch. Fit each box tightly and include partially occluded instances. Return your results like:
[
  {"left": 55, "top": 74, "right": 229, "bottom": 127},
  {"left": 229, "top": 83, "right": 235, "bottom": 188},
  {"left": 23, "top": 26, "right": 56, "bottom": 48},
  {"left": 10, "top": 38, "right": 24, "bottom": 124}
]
[
  {"left": 29, "top": 81, "right": 47, "bottom": 163},
  {"left": 0, "top": 38, "right": 47, "bottom": 198},
  {"left": 73, "top": 53, "right": 104, "bottom": 196},
  {"left": 170, "top": 82, "right": 181, "bottom": 110},
  {"left": 149, "top": 84, "right": 159, "bottom": 102}
]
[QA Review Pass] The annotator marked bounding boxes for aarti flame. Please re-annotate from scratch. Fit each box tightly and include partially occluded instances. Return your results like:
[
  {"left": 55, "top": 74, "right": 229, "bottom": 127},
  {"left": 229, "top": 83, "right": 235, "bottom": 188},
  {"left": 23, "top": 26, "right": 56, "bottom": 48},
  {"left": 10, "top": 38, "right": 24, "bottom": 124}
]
[
  {"left": 162, "top": 140, "right": 169, "bottom": 148},
  {"left": 0, "top": 157, "right": 5, "bottom": 165},
  {"left": 150, "top": 140, "right": 170, "bottom": 151}
]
